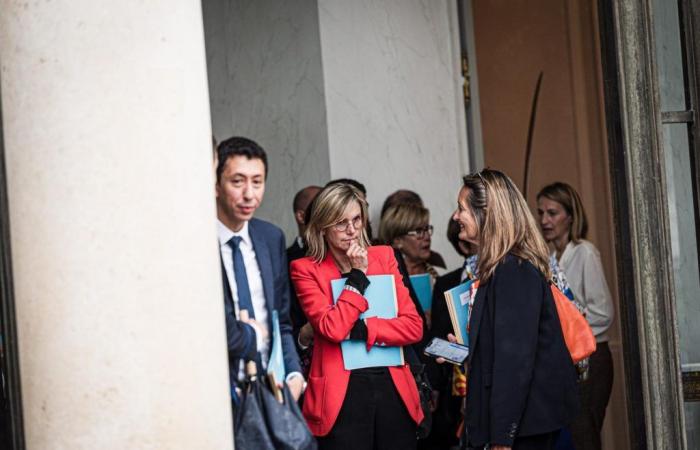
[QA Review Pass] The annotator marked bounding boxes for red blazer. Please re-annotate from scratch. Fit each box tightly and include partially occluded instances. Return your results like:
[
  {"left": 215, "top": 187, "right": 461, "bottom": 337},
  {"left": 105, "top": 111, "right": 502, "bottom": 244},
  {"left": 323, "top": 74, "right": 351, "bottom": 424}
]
[{"left": 290, "top": 245, "right": 424, "bottom": 436}]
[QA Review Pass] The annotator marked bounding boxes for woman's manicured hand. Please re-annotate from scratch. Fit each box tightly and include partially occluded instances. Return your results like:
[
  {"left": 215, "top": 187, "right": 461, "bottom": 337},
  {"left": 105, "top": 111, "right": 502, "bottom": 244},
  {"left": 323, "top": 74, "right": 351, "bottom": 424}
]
[{"left": 346, "top": 242, "right": 368, "bottom": 273}]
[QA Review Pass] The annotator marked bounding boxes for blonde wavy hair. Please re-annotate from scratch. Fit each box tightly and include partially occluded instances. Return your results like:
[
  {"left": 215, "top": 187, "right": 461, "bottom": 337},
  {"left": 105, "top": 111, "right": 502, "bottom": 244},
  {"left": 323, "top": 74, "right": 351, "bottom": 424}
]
[
  {"left": 304, "top": 183, "right": 371, "bottom": 263},
  {"left": 462, "top": 169, "right": 551, "bottom": 281}
]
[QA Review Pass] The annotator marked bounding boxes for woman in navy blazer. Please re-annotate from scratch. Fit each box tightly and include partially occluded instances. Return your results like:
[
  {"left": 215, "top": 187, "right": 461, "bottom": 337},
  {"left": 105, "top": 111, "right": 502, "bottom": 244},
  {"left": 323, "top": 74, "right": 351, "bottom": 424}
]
[{"left": 449, "top": 170, "right": 578, "bottom": 450}]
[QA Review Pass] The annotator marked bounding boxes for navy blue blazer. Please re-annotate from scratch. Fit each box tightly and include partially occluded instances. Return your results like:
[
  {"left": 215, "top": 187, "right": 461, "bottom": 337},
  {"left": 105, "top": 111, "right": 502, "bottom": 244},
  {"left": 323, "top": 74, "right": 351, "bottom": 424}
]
[
  {"left": 465, "top": 255, "right": 578, "bottom": 447},
  {"left": 221, "top": 218, "right": 302, "bottom": 387}
]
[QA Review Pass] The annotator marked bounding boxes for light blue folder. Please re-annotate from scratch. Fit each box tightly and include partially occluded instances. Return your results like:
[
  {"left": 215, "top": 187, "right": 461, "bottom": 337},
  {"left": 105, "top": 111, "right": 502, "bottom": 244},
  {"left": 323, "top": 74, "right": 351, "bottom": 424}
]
[
  {"left": 331, "top": 275, "right": 405, "bottom": 370},
  {"left": 409, "top": 273, "right": 433, "bottom": 312},
  {"left": 266, "top": 310, "right": 286, "bottom": 385},
  {"left": 444, "top": 279, "right": 477, "bottom": 346}
]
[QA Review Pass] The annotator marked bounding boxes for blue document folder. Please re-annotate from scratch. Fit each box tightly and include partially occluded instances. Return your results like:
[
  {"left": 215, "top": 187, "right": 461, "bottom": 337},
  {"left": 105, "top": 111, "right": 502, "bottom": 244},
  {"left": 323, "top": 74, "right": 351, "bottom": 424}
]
[
  {"left": 331, "top": 275, "right": 405, "bottom": 370},
  {"left": 409, "top": 273, "right": 433, "bottom": 312},
  {"left": 443, "top": 279, "right": 477, "bottom": 346},
  {"left": 266, "top": 310, "right": 286, "bottom": 385}
]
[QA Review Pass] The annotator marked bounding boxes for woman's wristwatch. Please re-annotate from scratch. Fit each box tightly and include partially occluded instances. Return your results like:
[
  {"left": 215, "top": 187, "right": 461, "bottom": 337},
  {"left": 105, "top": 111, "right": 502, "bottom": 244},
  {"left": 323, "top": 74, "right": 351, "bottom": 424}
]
[{"left": 343, "top": 284, "right": 362, "bottom": 295}]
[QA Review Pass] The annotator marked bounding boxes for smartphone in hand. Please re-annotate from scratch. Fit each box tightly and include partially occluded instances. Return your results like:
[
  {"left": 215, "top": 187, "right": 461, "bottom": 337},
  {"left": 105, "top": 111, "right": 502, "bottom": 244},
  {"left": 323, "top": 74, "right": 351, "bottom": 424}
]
[{"left": 423, "top": 337, "right": 469, "bottom": 365}]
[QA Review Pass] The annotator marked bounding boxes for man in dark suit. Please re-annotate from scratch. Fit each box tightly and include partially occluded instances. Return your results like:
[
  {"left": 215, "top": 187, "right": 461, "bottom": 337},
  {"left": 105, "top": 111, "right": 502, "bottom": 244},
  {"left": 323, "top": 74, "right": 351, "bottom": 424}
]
[{"left": 215, "top": 136, "right": 303, "bottom": 400}]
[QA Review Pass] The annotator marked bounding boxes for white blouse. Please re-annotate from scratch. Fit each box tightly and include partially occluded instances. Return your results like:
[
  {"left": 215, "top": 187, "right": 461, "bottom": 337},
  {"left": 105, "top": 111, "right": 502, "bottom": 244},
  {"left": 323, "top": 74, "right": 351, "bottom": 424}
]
[{"left": 556, "top": 240, "right": 615, "bottom": 343}]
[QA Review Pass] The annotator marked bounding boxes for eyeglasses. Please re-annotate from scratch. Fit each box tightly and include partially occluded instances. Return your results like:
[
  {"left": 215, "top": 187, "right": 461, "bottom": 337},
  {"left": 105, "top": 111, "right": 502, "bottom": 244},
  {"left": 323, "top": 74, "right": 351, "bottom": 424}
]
[
  {"left": 405, "top": 225, "right": 433, "bottom": 239},
  {"left": 332, "top": 215, "right": 363, "bottom": 232}
]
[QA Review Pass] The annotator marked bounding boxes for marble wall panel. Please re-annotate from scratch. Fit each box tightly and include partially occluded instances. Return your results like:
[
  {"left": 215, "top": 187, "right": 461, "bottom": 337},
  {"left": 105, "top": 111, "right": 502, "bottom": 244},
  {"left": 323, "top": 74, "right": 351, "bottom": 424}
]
[
  {"left": 203, "top": 0, "right": 331, "bottom": 243},
  {"left": 318, "top": 0, "right": 469, "bottom": 270}
]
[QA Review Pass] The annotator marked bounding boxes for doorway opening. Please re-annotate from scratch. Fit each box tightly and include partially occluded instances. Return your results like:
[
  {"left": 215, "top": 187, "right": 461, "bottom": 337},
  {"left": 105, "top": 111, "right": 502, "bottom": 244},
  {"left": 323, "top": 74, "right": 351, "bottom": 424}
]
[{"left": 461, "top": 1, "right": 630, "bottom": 448}]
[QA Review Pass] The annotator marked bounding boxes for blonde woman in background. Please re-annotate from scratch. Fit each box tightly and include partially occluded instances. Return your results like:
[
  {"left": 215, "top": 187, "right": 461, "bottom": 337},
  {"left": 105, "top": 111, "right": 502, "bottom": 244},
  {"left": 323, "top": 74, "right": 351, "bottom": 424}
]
[
  {"left": 537, "top": 182, "right": 614, "bottom": 450},
  {"left": 379, "top": 203, "right": 439, "bottom": 331},
  {"left": 379, "top": 203, "right": 438, "bottom": 278}
]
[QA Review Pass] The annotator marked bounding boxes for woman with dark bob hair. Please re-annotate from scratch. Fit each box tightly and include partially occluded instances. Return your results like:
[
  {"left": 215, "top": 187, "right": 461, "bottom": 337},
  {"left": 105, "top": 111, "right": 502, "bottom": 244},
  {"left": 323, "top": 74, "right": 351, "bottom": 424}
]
[
  {"left": 290, "top": 183, "right": 424, "bottom": 450},
  {"left": 537, "top": 182, "right": 614, "bottom": 450},
  {"left": 449, "top": 169, "right": 578, "bottom": 450}
]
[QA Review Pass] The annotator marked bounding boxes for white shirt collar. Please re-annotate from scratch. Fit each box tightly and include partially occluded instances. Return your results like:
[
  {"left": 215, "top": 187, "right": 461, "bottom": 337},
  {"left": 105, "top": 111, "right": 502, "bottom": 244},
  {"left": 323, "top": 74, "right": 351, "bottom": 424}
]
[
  {"left": 296, "top": 235, "right": 305, "bottom": 249},
  {"left": 217, "top": 220, "right": 252, "bottom": 248}
]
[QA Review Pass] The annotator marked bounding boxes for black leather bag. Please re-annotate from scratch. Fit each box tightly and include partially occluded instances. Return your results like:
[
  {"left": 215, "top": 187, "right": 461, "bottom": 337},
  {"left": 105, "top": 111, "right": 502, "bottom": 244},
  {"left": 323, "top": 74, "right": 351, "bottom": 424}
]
[
  {"left": 234, "top": 379, "right": 275, "bottom": 450},
  {"left": 234, "top": 376, "right": 317, "bottom": 450},
  {"left": 258, "top": 381, "right": 317, "bottom": 450},
  {"left": 411, "top": 362, "right": 434, "bottom": 439},
  {"left": 405, "top": 345, "right": 433, "bottom": 439}
]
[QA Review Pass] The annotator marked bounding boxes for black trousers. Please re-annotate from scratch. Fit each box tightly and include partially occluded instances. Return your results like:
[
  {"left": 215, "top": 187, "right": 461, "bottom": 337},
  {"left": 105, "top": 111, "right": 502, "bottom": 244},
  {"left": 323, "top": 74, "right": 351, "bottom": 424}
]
[
  {"left": 513, "top": 430, "right": 561, "bottom": 450},
  {"left": 570, "top": 342, "right": 614, "bottom": 450},
  {"left": 469, "top": 431, "right": 560, "bottom": 450},
  {"left": 318, "top": 369, "right": 417, "bottom": 450}
]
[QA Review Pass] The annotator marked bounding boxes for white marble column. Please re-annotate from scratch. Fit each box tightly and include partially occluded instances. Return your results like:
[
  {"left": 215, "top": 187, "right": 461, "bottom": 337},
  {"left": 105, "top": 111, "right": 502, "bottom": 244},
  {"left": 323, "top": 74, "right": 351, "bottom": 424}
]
[{"left": 0, "top": 1, "right": 234, "bottom": 449}]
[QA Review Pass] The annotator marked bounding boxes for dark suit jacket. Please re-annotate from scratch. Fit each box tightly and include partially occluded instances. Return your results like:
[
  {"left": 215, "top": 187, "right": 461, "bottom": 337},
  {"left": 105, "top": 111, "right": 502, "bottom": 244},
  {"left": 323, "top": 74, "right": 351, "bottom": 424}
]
[
  {"left": 426, "top": 266, "right": 463, "bottom": 386},
  {"left": 425, "top": 266, "right": 465, "bottom": 447},
  {"left": 465, "top": 255, "right": 578, "bottom": 447},
  {"left": 221, "top": 218, "right": 302, "bottom": 390},
  {"left": 286, "top": 238, "right": 305, "bottom": 262},
  {"left": 286, "top": 238, "right": 308, "bottom": 339},
  {"left": 430, "top": 267, "right": 463, "bottom": 347},
  {"left": 391, "top": 248, "right": 432, "bottom": 371}
]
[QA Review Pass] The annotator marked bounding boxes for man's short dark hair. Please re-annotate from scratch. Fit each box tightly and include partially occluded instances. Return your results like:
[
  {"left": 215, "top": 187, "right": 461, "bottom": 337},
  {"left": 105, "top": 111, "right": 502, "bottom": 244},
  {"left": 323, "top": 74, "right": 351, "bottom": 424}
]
[
  {"left": 293, "top": 185, "right": 323, "bottom": 213},
  {"left": 325, "top": 178, "right": 367, "bottom": 196},
  {"left": 216, "top": 136, "right": 268, "bottom": 181}
]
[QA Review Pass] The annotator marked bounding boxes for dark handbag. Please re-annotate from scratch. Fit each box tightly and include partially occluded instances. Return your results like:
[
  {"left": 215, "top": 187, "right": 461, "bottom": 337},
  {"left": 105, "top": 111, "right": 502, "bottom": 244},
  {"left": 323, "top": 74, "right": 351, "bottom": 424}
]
[
  {"left": 234, "top": 378, "right": 276, "bottom": 450},
  {"left": 405, "top": 345, "right": 433, "bottom": 439},
  {"left": 234, "top": 369, "right": 316, "bottom": 450},
  {"left": 258, "top": 380, "right": 317, "bottom": 450},
  {"left": 411, "top": 362, "right": 434, "bottom": 439}
]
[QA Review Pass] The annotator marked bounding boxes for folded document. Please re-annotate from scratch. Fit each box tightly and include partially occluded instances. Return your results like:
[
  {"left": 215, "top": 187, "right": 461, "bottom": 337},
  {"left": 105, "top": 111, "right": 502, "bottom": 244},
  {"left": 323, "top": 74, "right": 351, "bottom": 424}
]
[{"left": 331, "top": 275, "right": 405, "bottom": 370}]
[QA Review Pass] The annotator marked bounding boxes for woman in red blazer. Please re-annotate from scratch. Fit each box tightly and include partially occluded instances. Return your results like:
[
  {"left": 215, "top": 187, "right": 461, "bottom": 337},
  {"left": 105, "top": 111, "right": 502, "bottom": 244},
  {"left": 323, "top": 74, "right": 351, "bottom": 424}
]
[{"left": 290, "top": 183, "right": 424, "bottom": 450}]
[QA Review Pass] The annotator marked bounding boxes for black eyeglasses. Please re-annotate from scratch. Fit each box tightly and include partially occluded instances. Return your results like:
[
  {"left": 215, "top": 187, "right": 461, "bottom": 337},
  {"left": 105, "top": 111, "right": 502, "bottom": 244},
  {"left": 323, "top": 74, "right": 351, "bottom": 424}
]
[{"left": 405, "top": 225, "right": 433, "bottom": 239}]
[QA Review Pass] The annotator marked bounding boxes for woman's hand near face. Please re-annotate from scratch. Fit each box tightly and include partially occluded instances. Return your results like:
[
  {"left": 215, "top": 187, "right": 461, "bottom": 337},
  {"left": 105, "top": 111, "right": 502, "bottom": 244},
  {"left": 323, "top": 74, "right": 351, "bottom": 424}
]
[{"left": 346, "top": 242, "right": 368, "bottom": 273}]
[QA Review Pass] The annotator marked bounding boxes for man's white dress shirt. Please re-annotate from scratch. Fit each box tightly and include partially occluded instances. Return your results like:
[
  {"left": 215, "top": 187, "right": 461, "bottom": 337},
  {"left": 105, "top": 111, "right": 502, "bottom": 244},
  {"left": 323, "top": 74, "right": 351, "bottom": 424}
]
[
  {"left": 218, "top": 220, "right": 270, "bottom": 367},
  {"left": 218, "top": 219, "right": 303, "bottom": 386}
]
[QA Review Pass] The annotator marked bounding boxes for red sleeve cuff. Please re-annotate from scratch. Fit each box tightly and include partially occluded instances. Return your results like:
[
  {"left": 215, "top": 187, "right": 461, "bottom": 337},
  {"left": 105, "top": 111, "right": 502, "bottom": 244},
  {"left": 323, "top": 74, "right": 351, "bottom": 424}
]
[{"left": 338, "top": 289, "right": 369, "bottom": 313}]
